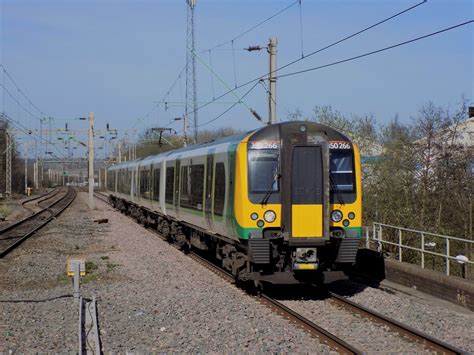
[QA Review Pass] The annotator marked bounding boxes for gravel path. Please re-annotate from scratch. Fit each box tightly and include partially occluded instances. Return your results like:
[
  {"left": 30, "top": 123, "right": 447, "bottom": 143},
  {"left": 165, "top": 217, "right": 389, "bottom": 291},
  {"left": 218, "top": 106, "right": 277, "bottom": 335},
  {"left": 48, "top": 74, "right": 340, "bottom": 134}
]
[{"left": 0, "top": 192, "right": 329, "bottom": 353}]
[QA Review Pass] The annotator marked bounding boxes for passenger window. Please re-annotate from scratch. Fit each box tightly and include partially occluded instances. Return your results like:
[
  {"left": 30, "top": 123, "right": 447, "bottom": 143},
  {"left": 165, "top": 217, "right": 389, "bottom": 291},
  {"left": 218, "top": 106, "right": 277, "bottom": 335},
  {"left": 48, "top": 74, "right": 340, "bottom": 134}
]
[
  {"left": 165, "top": 167, "right": 175, "bottom": 204},
  {"left": 214, "top": 163, "right": 225, "bottom": 216},
  {"left": 140, "top": 169, "right": 150, "bottom": 198},
  {"left": 180, "top": 166, "right": 189, "bottom": 207},
  {"left": 180, "top": 164, "right": 204, "bottom": 210},
  {"left": 153, "top": 167, "right": 160, "bottom": 201}
]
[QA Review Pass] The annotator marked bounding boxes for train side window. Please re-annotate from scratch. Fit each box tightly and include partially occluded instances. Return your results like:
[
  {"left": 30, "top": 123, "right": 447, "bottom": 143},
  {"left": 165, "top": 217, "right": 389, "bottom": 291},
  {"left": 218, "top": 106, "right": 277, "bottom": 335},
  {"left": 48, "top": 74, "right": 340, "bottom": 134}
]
[
  {"left": 140, "top": 169, "right": 150, "bottom": 198},
  {"left": 180, "top": 166, "right": 190, "bottom": 207},
  {"left": 153, "top": 167, "right": 160, "bottom": 201},
  {"left": 165, "top": 167, "right": 175, "bottom": 204},
  {"left": 190, "top": 164, "right": 204, "bottom": 210},
  {"left": 214, "top": 163, "right": 225, "bottom": 216},
  {"left": 180, "top": 164, "right": 204, "bottom": 210}
]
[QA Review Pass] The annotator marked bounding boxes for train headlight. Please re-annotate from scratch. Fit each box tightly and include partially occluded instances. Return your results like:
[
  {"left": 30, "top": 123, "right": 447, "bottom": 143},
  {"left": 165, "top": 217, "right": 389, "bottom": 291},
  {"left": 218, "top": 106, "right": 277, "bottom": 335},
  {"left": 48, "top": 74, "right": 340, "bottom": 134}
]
[
  {"left": 331, "top": 210, "right": 343, "bottom": 222},
  {"left": 348, "top": 212, "right": 355, "bottom": 220},
  {"left": 250, "top": 212, "right": 259, "bottom": 220},
  {"left": 264, "top": 210, "right": 276, "bottom": 223}
]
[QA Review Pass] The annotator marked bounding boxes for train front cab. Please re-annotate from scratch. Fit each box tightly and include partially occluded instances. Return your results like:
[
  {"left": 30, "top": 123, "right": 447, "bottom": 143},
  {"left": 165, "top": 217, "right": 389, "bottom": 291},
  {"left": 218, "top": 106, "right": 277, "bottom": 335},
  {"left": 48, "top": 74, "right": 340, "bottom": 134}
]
[{"left": 234, "top": 121, "right": 362, "bottom": 284}]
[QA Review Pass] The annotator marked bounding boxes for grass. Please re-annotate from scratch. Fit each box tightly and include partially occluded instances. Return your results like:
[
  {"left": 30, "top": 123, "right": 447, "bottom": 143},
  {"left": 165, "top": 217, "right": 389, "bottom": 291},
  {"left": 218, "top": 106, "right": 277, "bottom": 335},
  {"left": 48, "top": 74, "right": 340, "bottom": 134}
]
[
  {"left": 85, "top": 261, "right": 98, "bottom": 273},
  {"left": 106, "top": 261, "right": 119, "bottom": 273},
  {"left": 0, "top": 204, "right": 11, "bottom": 218}
]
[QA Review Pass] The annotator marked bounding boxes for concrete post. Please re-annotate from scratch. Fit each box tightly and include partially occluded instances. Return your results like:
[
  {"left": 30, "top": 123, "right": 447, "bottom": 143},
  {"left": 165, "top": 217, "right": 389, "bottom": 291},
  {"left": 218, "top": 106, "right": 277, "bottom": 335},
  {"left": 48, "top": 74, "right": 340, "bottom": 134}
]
[
  {"left": 88, "top": 112, "right": 94, "bottom": 209},
  {"left": 268, "top": 37, "right": 277, "bottom": 125}
]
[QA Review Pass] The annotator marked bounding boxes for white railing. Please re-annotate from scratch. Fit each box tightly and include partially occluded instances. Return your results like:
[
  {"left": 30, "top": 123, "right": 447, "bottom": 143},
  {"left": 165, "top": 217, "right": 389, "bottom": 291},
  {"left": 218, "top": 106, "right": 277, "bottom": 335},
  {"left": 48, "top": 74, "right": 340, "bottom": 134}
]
[{"left": 363, "top": 222, "right": 473, "bottom": 279}]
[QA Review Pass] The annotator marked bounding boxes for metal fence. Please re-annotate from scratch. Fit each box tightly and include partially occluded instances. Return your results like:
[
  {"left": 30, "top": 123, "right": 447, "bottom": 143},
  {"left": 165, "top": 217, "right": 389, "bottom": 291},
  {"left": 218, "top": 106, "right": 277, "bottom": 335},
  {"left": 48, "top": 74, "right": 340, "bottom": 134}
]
[{"left": 363, "top": 222, "right": 474, "bottom": 279}]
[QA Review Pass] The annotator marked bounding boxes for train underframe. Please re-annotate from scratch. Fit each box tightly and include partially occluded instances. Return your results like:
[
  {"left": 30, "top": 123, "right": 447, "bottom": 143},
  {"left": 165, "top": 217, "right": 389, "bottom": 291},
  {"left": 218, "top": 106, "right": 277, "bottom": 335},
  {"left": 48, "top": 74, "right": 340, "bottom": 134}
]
[{"left": 110, "top": 196, "right": 357, "bottom": 285}]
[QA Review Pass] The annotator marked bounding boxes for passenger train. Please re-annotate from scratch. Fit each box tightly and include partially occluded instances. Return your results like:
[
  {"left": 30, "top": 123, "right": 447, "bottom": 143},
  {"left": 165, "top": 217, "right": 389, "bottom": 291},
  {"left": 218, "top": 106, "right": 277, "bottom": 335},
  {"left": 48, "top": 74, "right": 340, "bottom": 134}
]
[{"left": 106, "top": 121, "right": 362, "bottom": 285}]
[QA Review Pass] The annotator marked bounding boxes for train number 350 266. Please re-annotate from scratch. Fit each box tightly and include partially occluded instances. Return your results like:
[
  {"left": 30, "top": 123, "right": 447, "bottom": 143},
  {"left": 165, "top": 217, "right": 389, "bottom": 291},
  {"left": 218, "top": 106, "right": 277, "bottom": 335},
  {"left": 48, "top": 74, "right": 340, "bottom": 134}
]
[{"left": 329, "top": 141, "right": 351, "bottom": 150}]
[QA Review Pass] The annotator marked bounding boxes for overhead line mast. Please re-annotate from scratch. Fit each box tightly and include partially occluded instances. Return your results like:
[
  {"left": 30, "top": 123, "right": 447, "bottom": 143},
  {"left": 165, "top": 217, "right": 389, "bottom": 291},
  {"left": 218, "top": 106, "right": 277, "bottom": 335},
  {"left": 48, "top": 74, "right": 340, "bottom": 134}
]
[{"left": 186, "top": 0, "right": 198, "bottom": 144}]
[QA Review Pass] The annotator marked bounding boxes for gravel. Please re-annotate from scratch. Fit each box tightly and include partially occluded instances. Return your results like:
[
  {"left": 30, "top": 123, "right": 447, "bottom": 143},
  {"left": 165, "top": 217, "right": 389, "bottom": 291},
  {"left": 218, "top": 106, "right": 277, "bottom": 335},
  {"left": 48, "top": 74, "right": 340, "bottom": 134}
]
[
  {"left": 331, "top": 280, "right": 474, "bottom": 352},
  {"left": 2, "top": 190, "right": 472, "bottom": 353},
  {"left": 0, "top": 192, "right": 328, "bottom": 353}
]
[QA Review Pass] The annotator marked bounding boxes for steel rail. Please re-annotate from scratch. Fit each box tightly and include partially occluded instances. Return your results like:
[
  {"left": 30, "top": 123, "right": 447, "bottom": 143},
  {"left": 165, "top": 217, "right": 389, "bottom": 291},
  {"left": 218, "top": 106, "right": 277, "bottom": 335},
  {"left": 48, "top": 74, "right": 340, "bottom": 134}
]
[
  {"left": 0, "top": 187, "right": 76, "bottom": 257},
  {"left": 93, "top": 193, "right": 360, "bottom": 353},
  {"left": 94, "top": 192, "right": 465, "bottom": 354},
  {"left": 328, "top": 291, "right": 467, "bottom": 355},
  {"left": 186, "top": 251, "right": 360, "bottom": 354},
  {"left": 1, "top": 188, "right": 65, "bottom": 234},
  {"left": 21, "top": 187, "right": 60, "bottom": 208}
]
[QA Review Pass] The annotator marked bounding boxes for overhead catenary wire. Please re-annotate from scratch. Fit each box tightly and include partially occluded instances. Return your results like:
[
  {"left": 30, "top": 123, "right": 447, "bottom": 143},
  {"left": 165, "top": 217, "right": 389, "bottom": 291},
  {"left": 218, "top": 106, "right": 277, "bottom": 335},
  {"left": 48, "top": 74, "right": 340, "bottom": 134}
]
[
  {"left": 208, "top": 50, "right": 216, "bottom": 99},
  {"left": 0, "top": 83, "right": 43, "bottom": 121},
  {"left": 0, "top": 64, "right": 45, "bottom": 116},
  {"left": 185, "top": 0, "right": 430, "bottom": 118},
  {"left": 195, "top": 80, "right": 261, "bottom": 128},
  {"left": 231, "top": 40, "right": 238, "bottom": 88},
  {"left": 202, "top": 0, "right": 299, "bottom": 53},
  {"left": 1, "top": 112, "right": 68, "bottom": 158},
  {"left": 277, "top": 20, "right": 474, "bottom": 79},
  {"left": 191, "top": 49, "right": 252, "bottom": 111},
  {"left": 298, "top": 0, "right": 304, "bottom": 58},
  {"left": 133, "top": 0, "right": 427, "bottom": 134},
  {"left": 133, "top": 0, "right": 299, "bottom": 131}
]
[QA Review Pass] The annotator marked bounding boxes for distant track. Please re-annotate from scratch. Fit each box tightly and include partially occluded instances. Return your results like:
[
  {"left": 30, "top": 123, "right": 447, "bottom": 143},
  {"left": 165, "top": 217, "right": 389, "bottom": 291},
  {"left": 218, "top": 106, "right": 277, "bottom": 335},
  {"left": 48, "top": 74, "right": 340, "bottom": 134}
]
[{"left": 0, "top": 187, "right": 77, "bottom": 257}]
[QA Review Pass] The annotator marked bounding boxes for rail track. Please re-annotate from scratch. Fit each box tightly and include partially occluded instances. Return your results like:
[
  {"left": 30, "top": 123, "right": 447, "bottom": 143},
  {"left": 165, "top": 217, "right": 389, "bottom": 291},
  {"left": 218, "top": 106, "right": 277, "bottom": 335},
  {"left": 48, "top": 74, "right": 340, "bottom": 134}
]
[
  {"left": 93, "top": 192, "right": 465, "bottom": 354},
  {"left": 0, "top": 187, "right": 77, "bottom": 257},
  {"left": 20, "top": 188, "right": 62, "bottom": 214},
  {"left": 325, "top": 291, "right": 464, "bottom": 354}
]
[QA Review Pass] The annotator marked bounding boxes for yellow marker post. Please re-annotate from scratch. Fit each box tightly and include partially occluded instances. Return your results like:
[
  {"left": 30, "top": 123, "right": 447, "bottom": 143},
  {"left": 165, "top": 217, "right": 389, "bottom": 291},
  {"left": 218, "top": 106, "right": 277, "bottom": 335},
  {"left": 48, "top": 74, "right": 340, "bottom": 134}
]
[{"left": 66, "top": 258, "right": 86, "bottom": 303}]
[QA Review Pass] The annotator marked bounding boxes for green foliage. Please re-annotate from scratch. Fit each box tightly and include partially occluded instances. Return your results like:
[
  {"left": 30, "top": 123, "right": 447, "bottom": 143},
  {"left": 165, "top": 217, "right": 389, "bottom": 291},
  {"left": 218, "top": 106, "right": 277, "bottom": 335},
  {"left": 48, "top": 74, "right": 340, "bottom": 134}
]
[
  {"left": 0, "top": 203, "right": 11, "bottom": 217},
  {"left": 85, "top": 261, "right": 98, "bottom": 273},
  {"left": 287, "top": 99, "right": 473, "bottom": 241}
]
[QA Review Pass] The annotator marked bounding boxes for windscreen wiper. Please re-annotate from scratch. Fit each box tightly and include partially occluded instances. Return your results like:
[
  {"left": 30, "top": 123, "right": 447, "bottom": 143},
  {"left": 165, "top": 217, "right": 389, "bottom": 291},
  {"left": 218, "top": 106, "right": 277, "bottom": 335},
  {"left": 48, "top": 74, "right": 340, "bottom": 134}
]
[
  {"left": 260, "top": 172, "right": 281, "bottom": 206},
  {"left": 329, "top": 174, "right": 345, "bottom": 206}
]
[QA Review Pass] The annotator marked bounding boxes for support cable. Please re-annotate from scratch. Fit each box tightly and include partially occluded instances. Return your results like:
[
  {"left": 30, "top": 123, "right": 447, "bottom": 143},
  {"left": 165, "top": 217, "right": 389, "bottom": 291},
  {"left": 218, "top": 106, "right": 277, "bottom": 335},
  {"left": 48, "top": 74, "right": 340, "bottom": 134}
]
[
  {"left": 191, "top": 49, "right": 252, "bottom": 111},
  {"left": 1, "top": 112, "right": 68, "bottom": 158},
  {"left": 208, "top": 50, "right": 216, "bottom": 99},
  {"left": 187, "top": 0, "right": 435, "bottom": 116},
  {"left": 277, "top": 20, "right": 474, "bottom": 79},
  {"left": 0, "top": 64, "right": 45, "bottom": 116},
  {"left": 203, "top": 0, "right": 299, "bottom": 52},
  {"left": 0, "top": 83, "right": 42, "bottom": 120},
  {"left": 133, "top": 0, "right": 298, "bottom": 130},
  {"left": 299, "top": 0, "right": 304, "bottom": 58},
  {"left": 231, "top": 40, "right": 238, "bottom": 88},
  {"left": 197, "top": 80, "right": 261, "bottom": 128}
]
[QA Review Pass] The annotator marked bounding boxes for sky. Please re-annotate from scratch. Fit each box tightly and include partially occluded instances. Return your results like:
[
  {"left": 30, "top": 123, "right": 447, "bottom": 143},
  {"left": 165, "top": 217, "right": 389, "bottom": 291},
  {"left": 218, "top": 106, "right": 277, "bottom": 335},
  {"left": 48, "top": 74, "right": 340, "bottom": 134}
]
[{"left": 0, "top": 0, "right": 472, "bottom": 156}]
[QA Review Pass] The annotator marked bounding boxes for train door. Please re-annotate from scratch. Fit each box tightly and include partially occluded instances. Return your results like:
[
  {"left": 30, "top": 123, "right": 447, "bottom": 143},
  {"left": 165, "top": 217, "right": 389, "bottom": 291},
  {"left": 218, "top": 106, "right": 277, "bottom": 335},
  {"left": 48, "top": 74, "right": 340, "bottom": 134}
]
[
  {"left": 280, "top": 126, "right": 329, "bottom": 240},
  {"left": 174, "top": 157, "right": 181, "bottom": 217},
  {"left": 290, "top": 146, "right": 324, "bottom": 237},
  {"left": 205, "top": 149, "right": 215, "bottom": 231}
]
